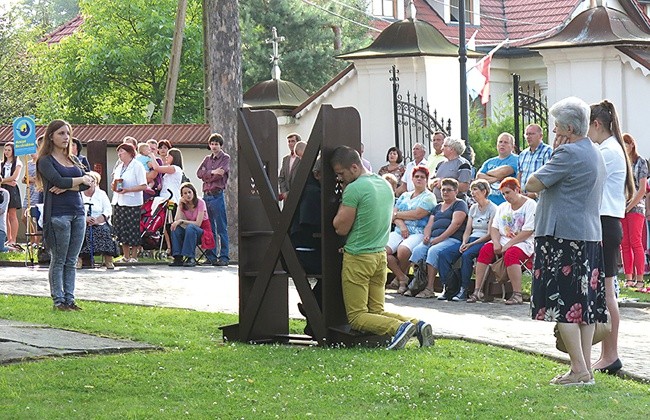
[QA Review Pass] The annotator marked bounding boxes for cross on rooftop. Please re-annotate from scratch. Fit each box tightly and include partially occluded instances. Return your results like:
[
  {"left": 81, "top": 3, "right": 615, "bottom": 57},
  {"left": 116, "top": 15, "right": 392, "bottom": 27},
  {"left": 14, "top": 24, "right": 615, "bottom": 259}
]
[{"left": 265, "top": 27, "right": 285, "bottom": 81}]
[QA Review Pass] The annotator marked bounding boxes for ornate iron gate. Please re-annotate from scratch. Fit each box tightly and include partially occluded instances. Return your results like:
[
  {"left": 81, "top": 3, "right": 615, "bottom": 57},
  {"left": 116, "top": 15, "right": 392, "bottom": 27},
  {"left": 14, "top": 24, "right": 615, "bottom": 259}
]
[
  {"left": 513, "top": 73, "right": 548, "bottom": 152},
  {"left": 391, "top": 66, "right": 451, "bottom": 161}
]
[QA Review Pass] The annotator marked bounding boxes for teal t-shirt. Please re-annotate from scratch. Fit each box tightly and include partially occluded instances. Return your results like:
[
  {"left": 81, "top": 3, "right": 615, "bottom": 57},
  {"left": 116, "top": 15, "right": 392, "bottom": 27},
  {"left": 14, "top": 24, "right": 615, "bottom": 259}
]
[{"left": 341, "top": 173, "right": 394, "bottom": 255}]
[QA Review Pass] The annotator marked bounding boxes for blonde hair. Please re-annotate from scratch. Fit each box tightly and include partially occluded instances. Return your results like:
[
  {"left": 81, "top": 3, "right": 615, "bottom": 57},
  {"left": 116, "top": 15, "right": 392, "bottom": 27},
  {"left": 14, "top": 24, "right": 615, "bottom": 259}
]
[{"left": 137, "top": 143, "right": 151, "bottom": 154}]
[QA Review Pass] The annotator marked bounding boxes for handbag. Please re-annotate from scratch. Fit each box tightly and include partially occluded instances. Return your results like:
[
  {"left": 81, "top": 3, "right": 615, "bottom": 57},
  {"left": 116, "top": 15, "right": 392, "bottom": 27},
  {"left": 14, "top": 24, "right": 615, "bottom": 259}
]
[
  {"left": 408, "top": 259, "right": 429, "bottom": 296},
  {"left": 490, "top": 257, "right": 509, "bottom": 283},
  {"left": 554, "top": 318, "right": 612, "bottom": 353}
]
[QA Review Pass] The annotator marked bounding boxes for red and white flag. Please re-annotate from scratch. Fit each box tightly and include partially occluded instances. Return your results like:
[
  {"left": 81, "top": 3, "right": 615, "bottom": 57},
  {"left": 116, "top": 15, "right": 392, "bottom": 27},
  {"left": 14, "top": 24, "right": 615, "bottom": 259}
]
[{"left": 467, "top": 39, "right": 508, "bottom": 105}]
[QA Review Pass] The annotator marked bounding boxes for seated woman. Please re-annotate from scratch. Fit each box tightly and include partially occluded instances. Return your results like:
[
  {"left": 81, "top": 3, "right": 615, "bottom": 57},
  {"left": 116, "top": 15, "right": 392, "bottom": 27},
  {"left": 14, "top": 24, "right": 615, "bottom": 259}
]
[
  {"left": 79, "top": 171, "right": 116, "bottom": 269},
  {"left": 437, "top": 179, "right": 497, "bottom": 301},
  {"left": 378, "top": 147, "right": 406, "bottom": 195},
  {"left": 386, "top": 166, "right": 436, "bottom": 294},
  {"left": 407, "top": 178, "right": 468, "bottom": 298},
  {"left": 169, "top": 183, "right": 215, "bottom": 267},
  {"left": 468, "top": 177, "right": 536, "bottom": 304}
]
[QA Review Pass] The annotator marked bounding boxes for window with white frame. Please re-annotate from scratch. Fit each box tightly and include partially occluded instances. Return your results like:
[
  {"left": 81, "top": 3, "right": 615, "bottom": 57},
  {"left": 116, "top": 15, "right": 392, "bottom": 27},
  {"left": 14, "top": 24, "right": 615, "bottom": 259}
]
[
  {"left": 371, "top": 0, "right": 405, "bottom": 19},
  {"left": 448, "top": 0, "right": 479, "bottom": 25}
]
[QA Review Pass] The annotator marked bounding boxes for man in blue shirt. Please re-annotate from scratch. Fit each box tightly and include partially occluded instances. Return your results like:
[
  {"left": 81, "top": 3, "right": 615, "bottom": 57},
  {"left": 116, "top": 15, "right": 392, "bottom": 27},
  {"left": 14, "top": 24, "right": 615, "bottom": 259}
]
[
  {"left": 477, "top": 132, "right": 519, "bottom": 205},
  {"left": 517, "top": 124, "right": 552, "bottom": 200}
]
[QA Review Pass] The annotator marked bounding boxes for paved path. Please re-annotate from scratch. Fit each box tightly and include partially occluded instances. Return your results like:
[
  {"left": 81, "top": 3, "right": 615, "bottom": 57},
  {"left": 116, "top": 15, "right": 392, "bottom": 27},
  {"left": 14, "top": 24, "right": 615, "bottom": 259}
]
[{"left": 1, "top": 264, "right": 648, "bottom": 381}]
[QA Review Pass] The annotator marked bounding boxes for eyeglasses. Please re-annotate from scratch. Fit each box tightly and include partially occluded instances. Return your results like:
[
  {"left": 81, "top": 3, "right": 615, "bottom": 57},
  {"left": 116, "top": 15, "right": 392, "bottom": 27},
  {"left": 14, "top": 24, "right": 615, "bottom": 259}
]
[
  {"left": 441, "top": 188, "right": 456, "bottom": 193},
  {"left": 413, "top": 175, "right": 427, "bottom": 179}
]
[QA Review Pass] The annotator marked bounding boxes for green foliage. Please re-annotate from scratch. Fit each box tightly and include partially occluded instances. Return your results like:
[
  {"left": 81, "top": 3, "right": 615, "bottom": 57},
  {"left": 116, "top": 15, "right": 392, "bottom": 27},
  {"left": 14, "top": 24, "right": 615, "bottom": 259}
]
[
  {"left": 0, "top": 12, "right": 42, "bottom": 124},
  {"left": 240, "top": 0, "right": 372, "bottom": 94},
  {"left": 1, "top": 295, "right": 650, "bottom": 418},
  {"left": 27, "top": 0, "right": 372, "bottom": 124},
  {"left": 14, "top": 0, "right": 80, "bottom": 34},
  {"left": 33, "top": 0, "right": 205, "bottom": 124},
  {"left": 468, "top": 97, "right": 516, "bottom": 168}
]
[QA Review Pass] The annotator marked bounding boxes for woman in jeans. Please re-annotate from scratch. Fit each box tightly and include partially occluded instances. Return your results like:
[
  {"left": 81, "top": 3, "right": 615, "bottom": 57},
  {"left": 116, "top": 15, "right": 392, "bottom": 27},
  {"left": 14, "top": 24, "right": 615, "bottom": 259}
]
[
  {"left": 437, "top": 179, "right": 497, "bottom": 301},
  {"left": 37, "top": 120, "right": 95, "bottom": 311}
]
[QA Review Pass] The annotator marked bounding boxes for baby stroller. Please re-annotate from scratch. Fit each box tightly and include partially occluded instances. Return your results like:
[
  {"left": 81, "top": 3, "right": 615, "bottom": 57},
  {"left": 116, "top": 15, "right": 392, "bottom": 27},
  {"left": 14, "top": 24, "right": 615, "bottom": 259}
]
[{"left": 140, "top": 192, "right": 173, "bottom": 259}]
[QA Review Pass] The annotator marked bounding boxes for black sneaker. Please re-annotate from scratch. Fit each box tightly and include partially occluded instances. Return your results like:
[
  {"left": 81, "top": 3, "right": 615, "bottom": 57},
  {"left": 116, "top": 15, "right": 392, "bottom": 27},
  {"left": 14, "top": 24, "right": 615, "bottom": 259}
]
[
  {"left": 169, "top": 257, "right": 184, "bottom": 267},
  {"left": 215, "top": 258, "right": 229, "bottom": 267},
  {"left": 183, "top": 257, "right": 197, "bottom": 267},
  {"left": 415, "top": 320, "right": 434, "bottom": 347},
  {"left": 387, "top": 322, "right": 416, "bottom": 350}
]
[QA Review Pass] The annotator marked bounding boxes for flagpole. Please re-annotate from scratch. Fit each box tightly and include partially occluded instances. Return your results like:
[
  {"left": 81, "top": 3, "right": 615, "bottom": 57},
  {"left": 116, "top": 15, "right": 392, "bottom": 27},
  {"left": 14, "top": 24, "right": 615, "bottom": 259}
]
[{"left": 458, "top": 0, "right": 469, "bottom": 156}]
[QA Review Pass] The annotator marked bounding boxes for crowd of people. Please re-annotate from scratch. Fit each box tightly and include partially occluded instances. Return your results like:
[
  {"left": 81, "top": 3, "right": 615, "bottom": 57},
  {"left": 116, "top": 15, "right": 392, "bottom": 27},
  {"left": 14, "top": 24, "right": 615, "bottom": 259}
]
[
  {"left": 0, "top": 121, "right": 232, "bottom": 312},
  {"left": 0, "top": 98, "right": 642, "bottom": 372},
  {"left": 279, "top": 98, "right": 640, "bottom": 368}
]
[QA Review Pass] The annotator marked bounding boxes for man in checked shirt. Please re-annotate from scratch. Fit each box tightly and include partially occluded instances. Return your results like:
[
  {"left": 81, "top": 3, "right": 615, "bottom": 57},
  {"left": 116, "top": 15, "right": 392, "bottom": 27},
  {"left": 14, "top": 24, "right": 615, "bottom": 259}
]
[{"left": 196, "top": 133, "right": 230, "bottom": 266}]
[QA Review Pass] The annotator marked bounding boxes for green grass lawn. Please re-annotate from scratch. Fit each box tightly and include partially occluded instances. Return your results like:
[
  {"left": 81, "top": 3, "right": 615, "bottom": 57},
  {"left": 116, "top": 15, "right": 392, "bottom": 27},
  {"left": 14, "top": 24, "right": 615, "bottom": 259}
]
[{"left": 0, "top": 295, "right": 649, "bottom": 419}]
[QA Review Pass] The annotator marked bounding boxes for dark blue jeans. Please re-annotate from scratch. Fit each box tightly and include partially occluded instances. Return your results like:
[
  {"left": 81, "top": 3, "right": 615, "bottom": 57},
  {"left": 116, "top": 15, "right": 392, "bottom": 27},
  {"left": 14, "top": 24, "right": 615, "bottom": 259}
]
[
  {"left": 171, "top": 224, "right": 202, "bottom": 258},
  {"left": 437, "top": 236, "right": 485, "bottom": 289},
  {"left": 204, "top": 192, "right": 229, "bottom": 261}
]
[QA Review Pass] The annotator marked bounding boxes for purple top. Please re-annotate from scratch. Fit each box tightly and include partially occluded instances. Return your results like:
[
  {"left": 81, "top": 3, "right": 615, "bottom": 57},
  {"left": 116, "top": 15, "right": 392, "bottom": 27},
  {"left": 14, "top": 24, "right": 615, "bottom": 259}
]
[{"left": 196, "top": 151, "right": 230, "bottom": 192}]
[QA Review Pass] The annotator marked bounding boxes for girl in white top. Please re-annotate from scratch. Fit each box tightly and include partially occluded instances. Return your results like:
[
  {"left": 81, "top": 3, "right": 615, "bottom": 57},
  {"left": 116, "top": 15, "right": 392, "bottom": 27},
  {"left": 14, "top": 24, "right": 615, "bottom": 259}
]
[
  {"left": 2, "top": 142, "right": 23, "bottom": 245},
  {"left": 149, "top": 147, "right": 186, "bottom": 252},
  {"left": 588, "top": 100, "right": 634, "bottom": 375},
  {"left": 149, "top": 148, "right": 185, "bottom": 205}
]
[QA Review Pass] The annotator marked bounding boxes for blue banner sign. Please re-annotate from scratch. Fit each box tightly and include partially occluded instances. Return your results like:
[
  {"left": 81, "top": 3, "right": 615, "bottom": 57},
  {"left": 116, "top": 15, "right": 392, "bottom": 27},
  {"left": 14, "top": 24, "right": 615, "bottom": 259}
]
[{"left": 12, "top": 116, "right": 37, "bottom": 157}]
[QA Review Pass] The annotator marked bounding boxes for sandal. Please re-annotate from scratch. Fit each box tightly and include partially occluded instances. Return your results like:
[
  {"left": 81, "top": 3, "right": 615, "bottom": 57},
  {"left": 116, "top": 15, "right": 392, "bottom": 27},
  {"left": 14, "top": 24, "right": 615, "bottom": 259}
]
[
  {"left": 466, "top": 291, "right": 483, "bottom": 303},
  {"left": 505, "top": 292, "right": 523, "bottom": 305},
  {"left": 624, "top": 279, "right": 636, "bottom": 288},
  {"left": 387, "top": 278, "right": 400, "bottom": 290},
  {"left": 633, "top": 280, "right": 646, "bottom": 289},
  {"left": 415, "top": 288, "right": 436, "bottom": 299}
]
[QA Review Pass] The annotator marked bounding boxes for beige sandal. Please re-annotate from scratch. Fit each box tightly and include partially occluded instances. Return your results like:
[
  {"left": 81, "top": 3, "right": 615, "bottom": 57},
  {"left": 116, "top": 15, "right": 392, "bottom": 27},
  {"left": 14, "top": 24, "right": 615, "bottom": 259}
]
[
  {"left": 415, "top": 288, "right": 435, "bottom": 299},
  {"left": 505, "top": 292, "right": 523, "bottom": 305}
]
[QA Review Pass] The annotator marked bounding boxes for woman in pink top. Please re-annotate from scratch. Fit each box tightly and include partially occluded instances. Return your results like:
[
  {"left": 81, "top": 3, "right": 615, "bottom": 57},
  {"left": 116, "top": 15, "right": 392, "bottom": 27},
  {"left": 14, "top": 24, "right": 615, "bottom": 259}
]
[{"left": 169, "top": 183, "right": 214, "bottom": 267}]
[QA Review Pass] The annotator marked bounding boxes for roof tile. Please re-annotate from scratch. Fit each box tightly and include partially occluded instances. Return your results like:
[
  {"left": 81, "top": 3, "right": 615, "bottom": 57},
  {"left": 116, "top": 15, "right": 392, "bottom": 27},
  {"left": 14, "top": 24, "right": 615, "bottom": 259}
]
[{"left": 0, "top": 124, "right": 211, "bottom": 147}]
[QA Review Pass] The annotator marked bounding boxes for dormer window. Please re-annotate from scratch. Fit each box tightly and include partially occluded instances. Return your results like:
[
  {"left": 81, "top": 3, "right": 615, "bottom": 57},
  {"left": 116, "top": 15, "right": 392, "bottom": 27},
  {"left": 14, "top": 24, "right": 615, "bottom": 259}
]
[
  {"left": 371, "top": 0, "right": 405, "bottom": 20},
  {"left": 446, "top": 0, "right": 480, "bottom": 25}
]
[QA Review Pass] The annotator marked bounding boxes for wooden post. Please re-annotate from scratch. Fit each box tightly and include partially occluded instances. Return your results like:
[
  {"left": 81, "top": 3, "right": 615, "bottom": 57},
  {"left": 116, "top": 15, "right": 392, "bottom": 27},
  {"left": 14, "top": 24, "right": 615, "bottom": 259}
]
[{"left": 161, "top": 0, "right": 188, "bottom": 124}]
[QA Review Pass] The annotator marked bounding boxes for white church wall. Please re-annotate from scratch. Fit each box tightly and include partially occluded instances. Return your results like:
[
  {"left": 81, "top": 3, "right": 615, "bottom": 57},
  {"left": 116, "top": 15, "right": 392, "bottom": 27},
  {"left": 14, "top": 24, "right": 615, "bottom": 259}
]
[{"left": 541, "top": 45, "right": 650, "bottom": 157}]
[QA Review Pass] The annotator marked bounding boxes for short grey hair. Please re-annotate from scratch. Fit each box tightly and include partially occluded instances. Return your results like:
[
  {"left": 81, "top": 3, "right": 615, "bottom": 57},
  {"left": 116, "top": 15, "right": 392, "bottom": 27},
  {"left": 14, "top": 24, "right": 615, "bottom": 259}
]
[
  {"left": 550, "top": 96, "right": 590, "bottom": 137},
  {"left": 443, "top": 137, "right": 466, "bottom": 156}
]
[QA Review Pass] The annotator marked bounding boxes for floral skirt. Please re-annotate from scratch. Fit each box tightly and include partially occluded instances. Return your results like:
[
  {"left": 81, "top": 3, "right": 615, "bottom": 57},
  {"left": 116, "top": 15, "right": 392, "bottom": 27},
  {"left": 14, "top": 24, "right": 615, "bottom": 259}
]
[
  {"left": 531, "top": 236, "right": 607, "bottom": 324},
  {"left": 79, "top": 223, "right": 115, "bottom": 256}
]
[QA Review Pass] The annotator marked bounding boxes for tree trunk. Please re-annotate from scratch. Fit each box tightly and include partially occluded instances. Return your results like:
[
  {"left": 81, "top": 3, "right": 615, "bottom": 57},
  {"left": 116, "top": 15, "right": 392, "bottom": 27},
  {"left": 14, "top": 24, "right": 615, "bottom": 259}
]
[{"left": 203, "top": 0, "right": 241, "bottom": 261}]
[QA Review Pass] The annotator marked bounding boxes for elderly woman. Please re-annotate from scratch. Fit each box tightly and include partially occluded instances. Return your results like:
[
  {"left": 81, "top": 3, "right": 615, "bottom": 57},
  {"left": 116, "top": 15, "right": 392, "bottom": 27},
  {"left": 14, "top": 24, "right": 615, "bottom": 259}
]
[
  {"left": 437, "top": 179, "right": 497, "bottom": 301},
  {"left": 169, "top": 183, "right": 214, "bottom": 267},
  {"left": 468, "top": 177, "right": 535, "bottom": 305},
  {"left": 407, "top": 178, "right": 468, "bottom": 298},
  {"left": 621, "top": 133, "right": 647, "bottom": 289},
  {"left": 429, "top": 137, "right": 472, "bottom": 202},
  {"left": 588, "top": 100, "right": 635, "bottom": 376},
  {"left": 79, "top": 171, "right": 116, "bottom": 269},
  {"left": 111, "top": 143, "right": 147, "bottom": 263},
  {"left": 526, "top": 96, "right": 607, "bottom": 386},
  {"left": 386, "top": 166, "right": 437, "bottom": 293},
  {"left": 378, "top": 147, "right": 406, "bottom": 193}
]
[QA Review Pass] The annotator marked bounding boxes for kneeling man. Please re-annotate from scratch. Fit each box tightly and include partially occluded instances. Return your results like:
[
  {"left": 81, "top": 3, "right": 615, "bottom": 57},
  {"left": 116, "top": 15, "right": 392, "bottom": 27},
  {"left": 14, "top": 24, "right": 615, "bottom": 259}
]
[{"left": 331, "top": 146, "right": 433, "bottom": 350}]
